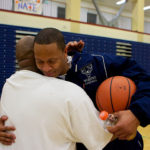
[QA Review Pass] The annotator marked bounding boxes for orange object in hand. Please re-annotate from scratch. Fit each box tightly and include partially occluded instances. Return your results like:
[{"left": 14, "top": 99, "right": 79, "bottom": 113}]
[{"left": 99, "top": 111, "right": 109, "bottom": 120}]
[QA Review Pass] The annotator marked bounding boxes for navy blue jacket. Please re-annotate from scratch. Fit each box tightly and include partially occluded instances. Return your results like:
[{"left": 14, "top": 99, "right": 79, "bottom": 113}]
[{"left": 66, "top": 52, "right": 150, "bottom": 127}]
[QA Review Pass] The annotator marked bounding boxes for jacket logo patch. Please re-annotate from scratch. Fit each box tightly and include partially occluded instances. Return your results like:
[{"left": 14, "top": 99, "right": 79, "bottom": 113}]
[{"left": 80, "top": 64, "right": 97, "bottom": 85}]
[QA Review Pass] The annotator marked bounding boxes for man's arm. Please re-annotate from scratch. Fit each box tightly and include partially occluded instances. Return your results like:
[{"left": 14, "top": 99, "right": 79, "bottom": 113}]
[
  {"left": 68, "top": 85, "right": 113, "bottom": 149},
  {"left": 0, "top": 115, "right": 16, "bottom": 145},
  {"left": 101, "top": 54, "right": 150, "bottom": 139}
]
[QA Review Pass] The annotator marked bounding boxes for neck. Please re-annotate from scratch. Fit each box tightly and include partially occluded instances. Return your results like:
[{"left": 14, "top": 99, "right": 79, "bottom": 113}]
[
  {"left": 19, "top": 67, "right": 39, "bottom": 73},
  {"left": 61, "top": 63, "right": 70, "bottom": 75}
]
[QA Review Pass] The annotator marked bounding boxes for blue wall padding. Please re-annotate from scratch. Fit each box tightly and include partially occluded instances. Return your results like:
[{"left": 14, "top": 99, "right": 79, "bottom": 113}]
[{"left": 0, "top": 24, "right": 150, "bottom": 95}]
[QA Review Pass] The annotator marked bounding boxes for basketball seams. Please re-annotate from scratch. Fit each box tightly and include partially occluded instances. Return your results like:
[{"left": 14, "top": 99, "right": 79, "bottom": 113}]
[
  {"left": 110, "top": 77, "right": 115, "bottom": 112},
  {"left": 126, "top": 78, "right": 131, "bottom": 109},
  {"left": 96, "top": 76, "right": 136, "bottom": 113},
  {"left": 96, "top": 93, "right": 103, "bottom": 111}
]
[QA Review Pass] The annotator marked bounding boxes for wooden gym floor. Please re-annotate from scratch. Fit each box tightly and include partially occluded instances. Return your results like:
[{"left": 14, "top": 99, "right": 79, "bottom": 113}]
[{"left": 138, "top": 125, "right": 150, "bottom": 150}]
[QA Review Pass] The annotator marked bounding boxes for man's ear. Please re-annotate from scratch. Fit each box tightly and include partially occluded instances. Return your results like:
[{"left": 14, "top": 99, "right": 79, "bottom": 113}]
[{"left": 64, "top": 47, "right": 68, "bottom": 56}]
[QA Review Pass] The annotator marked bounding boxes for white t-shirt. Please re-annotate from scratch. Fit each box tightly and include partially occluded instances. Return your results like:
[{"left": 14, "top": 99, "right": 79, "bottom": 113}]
[{"left": 0, "top": 70, "right": 112, "bottom": 150}]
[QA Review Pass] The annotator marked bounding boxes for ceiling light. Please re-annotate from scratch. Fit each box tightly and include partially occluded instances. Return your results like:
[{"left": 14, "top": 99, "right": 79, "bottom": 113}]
[
  {"left": 144, "top": 6, "right": 150, "bottom": 11},
  {"left": 116, "top": 0, "right": 126, "bottom": 5}
]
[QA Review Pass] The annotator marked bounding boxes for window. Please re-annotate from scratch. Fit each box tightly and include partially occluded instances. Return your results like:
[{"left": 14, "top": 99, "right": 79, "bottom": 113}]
[
  {"left": 87, "top": 13, "right": 97, "bottom": 24},
  {"left": 0, "top": 0, "right": 12, "bottom": 10},
  {"left": 57, "top": 7, "right": 65, "bottom": 19}
]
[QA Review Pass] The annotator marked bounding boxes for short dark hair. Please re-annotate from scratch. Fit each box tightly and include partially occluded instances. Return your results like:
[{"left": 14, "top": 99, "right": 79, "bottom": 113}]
[{"left": 34, "top": 28, "right": 65, "bottom": 51}]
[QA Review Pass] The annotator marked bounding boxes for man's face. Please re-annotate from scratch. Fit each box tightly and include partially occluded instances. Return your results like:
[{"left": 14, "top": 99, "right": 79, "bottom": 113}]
[{"left": 34, "top": 42, "right": 68, "bottom": 77}]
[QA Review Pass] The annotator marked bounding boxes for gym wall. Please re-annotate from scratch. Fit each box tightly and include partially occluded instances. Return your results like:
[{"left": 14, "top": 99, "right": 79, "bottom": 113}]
[{"left": 0, "top": 10, "right": 150, "bottom": 95}]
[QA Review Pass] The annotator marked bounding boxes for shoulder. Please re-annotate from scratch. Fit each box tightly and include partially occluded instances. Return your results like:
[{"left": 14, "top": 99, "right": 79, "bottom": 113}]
[
  {"left": 56, "top": 78, "right": 86, "bottom": 94},
  {"left": 77, "top": 52, "right": 116, "bottom": 65},
  {"left": 57, "top": 78, "right": 91, "bottom": 101},
  {"left": 72, "top": 52, "right": 105, "bottom": 67}
]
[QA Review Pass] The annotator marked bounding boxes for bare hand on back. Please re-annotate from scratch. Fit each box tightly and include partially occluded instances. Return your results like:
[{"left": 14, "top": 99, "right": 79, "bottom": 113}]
[
  {"left": 66, "top": 40, "right": 85, "bottom": 53},
  {"left": 0, "top": 115, "right": 16, "bottom": 145}
]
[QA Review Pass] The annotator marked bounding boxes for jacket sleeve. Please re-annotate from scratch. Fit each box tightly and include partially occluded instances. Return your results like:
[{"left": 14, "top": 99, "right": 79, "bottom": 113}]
[{"left": 103, "top": 54, "right": 150, "bottom": 127}]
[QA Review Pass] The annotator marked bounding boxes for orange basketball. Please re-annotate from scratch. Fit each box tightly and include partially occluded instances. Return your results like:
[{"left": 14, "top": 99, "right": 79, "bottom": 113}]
[{"left": 96, "top": 76, "right": 136, "bottom": 113}]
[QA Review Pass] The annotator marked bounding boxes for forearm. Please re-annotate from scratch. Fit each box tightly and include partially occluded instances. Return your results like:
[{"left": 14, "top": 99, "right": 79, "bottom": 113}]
[
  {"left": 107, "top": 55, "right": 150, "bottom": 126},
  {"left": 129, "top": 96, "right": 150, "bottom": 127}
]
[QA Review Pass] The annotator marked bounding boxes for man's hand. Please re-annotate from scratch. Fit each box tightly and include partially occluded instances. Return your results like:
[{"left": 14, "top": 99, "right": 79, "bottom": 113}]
[
  {"left": 0, "top": 115, "right": 16, "bottom": 145},
  {"left": 66, "top": 40, "right": 85, "bottom": 54},
  {"left": 107, "top": 110, "right": 140, "bottom": 140}
]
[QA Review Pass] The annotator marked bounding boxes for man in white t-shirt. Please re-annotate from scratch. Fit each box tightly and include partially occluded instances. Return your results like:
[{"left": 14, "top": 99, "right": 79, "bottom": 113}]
[{"left": 0, "top": 36, "right": 113, "bottom": 150}]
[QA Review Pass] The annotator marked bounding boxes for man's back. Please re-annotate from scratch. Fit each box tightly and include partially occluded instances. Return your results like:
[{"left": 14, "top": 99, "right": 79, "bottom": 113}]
[{"left": 0, "top": 70, "right": 112, "bottom": 150}]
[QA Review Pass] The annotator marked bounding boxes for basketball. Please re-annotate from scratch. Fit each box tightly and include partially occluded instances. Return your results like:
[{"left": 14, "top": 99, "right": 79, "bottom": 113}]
[{"left": 96, "top": 76, "right": 136, "bottom": 113}]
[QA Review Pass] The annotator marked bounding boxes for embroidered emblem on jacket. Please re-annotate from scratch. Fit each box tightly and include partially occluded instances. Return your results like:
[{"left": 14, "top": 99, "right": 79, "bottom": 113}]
[{"left": 80, "top": 63, "right": 97, "bottom": 85}]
